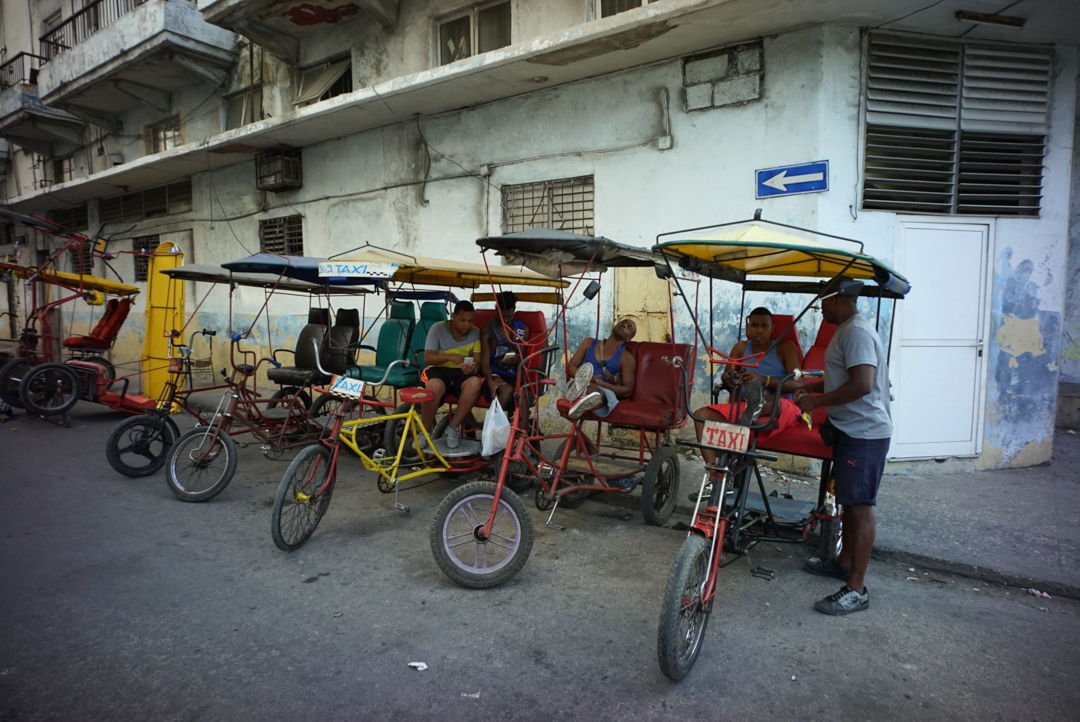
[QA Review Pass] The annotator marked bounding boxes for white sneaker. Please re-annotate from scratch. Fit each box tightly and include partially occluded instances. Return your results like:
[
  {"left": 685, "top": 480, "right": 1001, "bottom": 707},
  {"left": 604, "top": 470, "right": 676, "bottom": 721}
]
[
  {"left": 566, "top": 362, "right": 594, "bottom": 402},
  {"left": 568, "top": 391, "right": 603, "bottom": 420}
]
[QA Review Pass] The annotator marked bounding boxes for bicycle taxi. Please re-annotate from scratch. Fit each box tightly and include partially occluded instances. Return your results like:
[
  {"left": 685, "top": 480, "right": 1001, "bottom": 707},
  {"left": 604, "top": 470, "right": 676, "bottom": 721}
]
[
  {"left": 267, "top": 247, "right": 569, "bottom": 551},
  {"left": 649, "top": 216, "right": 910, "bottom": 680},
  {"left": 426, "top": 228, "right": 699, "bottom": 589}
]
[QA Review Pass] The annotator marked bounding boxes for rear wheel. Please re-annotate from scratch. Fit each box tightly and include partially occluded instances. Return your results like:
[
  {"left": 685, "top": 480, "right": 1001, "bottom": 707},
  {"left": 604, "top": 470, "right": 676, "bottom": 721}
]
[
  {"left": 20, "top": 362, "right": 81, "bottom": 416},
  {"left": 271, "top": 445, "right": 334, "bottom": 551},
  {"left": 641, "top": 445, "right": 680, "bottom": 526},
  {"left": 268, "top": 387, "right": 312, "bottom": 411},
  {"left": 105, "top": 414, "right": 180, "bottom": 477},
  {"left": 0, "top": 358, "right": 29, "bottom": 409},
  {"left": 430, "top": 481, "right": 533, "bottom": 589},
  {"left": 657, "top": 533, "right": 712, "bottom": 680},
  {"left": 70, "top": 357, "right": 116, "bottom": 392},
  {"left": 383, "top": 403, "right": 423, "bottom": 465},
  {"left": 552, "top": 438, "right": 590, "bottom": 509},
  {"left": 165, "top": 426, "right": 238, "bottom": 502}
]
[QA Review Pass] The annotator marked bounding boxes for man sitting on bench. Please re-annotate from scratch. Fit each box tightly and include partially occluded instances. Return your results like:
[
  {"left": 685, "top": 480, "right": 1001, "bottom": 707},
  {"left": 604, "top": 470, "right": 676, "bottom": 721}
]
[
  {"left": 693, "top": 307, "right": 803, "bottom": 474},
  {"left": 421, "top": 300, "right": 482, "bottom": 449},
  {"left": 563, "top": 316, "right": 638, "bottom": 420}
]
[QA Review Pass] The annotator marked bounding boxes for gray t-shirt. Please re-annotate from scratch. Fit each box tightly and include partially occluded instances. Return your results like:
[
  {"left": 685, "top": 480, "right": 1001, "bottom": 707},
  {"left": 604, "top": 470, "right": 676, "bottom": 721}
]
[{"left": 823, "top": 313, "right": 893, "bottom": 439}]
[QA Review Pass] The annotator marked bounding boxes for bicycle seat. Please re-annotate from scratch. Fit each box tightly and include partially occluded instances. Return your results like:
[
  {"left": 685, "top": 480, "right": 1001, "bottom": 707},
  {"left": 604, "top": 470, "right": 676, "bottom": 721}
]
[
  {"left": 400, "top": 388, "right": 435, "bottom": 404},
  {"left": 236, "top": 364, "right": 255, "bottom": 376}
]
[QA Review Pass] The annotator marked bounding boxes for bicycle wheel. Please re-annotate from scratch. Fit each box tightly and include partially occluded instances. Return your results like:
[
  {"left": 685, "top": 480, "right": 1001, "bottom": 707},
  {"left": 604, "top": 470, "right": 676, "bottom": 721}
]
[
  {"left": 641, "top": 445, "right": 680, "bottom": 526},
  {"left": 106, "top": 414, "right": 180, "bottom": 477},
  {"left": 271, "top": 444, "right": 334, "bottom": 551},
  {"left": 166, "top": 426, "right": 239, "bottom": 502},
  {"left": 0, "top": 358, "right": 29, "bottom": 409},
  {"left": 657, "top": 533, "right": 712, "bottom": 680},
  {"left": 383, "top": 403, "right": 423, "bottom": 465},
  {"left": 20, "top": 362, "right": 81, "bottom": 416},
  {"left": 268, "top": 387, "right": 312, "bottom": 411},
  {"left": 430, "top": 481, "right": 534, "bottom": 589},
  {"left": 70, "top": 357, "right": 116, "bottom": 391}
]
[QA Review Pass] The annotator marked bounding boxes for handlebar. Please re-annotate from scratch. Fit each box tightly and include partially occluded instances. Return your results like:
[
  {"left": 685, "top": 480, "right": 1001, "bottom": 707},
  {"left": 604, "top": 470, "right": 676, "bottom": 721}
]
[{"left": 314, "top": 338, "right": 412, "bottom": 387}]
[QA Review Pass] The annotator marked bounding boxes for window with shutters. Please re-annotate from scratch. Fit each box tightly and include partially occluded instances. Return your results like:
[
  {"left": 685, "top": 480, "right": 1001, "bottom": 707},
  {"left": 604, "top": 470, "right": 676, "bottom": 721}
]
[
  {"left": 260, "top": 215, "right": 304, "bottom": 256},
  {"left": 132, "top": 235, "right": 159, "bottom": 283},
  {"left": 100, "top": 179, "right": 192, "bottom": 225},
  {"left": 502, "top": 176, "right": 595, "bottom": 235},
  {"left": 49, "top": 204, "right": 88, "bottom": 232},
  {"left": 862, "top": 32, "right": 1050, "bottom": 217}
]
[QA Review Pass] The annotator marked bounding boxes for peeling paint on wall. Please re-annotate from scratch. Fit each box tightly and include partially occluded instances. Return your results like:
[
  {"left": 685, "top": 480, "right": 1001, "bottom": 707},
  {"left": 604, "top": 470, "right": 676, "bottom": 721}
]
[{"left": 997, "top": 314, "right": 1047, "bottom": 367}]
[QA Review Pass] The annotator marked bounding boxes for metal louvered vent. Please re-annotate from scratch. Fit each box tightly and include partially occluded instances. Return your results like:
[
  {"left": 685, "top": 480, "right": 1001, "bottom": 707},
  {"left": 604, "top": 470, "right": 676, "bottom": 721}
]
[
  {"left": 863, "top": 32, "right": 1049, "bottom": 216},
  {"left": 260, "top": 215, "right": 304, "bottom": 256}
]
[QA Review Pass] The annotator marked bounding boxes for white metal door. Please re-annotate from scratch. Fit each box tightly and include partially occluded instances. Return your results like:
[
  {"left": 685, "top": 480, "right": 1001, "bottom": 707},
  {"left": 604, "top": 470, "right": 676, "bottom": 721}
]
[{"left": 891, "top": 221, "right": 990, "bottom": 459}]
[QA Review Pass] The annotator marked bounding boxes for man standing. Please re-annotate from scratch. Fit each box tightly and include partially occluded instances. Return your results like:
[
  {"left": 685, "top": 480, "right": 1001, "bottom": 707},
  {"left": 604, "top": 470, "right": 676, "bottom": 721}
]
[
  {"left": 422, "top": 300, "right": 482, "bottom": 449},
  {"left": 794, "top": 279, "right": 892, "bottom": 615}
]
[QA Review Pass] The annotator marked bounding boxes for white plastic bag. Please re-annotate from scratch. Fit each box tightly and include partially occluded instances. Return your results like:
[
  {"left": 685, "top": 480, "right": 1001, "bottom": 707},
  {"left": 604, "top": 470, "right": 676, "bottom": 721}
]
[{"left": 481, "top": 400, "right": 511, "bottom": 457}]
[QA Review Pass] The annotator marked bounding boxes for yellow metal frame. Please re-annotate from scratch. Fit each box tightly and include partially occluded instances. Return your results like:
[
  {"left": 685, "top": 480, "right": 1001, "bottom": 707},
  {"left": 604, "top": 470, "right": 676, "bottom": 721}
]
[
  {"left": 144, "top": 242, "right": 186, "bottom": 403},
  {"left": 336, "top": 404, "right": 453, "bottom": 486}
]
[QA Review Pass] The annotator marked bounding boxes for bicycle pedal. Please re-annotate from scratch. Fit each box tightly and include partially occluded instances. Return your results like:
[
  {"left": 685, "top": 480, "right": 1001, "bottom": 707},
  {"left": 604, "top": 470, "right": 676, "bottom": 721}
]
[
  {"left": 236, "top": 442, "right": 250, "bottom": 449},
  {"left": 373, "top": 449, "right": 386, "bottom": 459},
  {"left": 545, "top": 520, "right": 566, "bottom": 531},
  {"left": 751, "top": 566, "right": 775, "bottom": 581},
  {"left": 395, "top": 503, "right": 410, "bottom": 513}
]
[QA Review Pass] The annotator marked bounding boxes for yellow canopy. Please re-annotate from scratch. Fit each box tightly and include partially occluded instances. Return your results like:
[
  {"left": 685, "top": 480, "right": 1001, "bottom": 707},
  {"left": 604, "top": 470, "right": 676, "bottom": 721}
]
[
  {"left": 654, "top": 224, "right": 903, "bottom": 282},
  {"left": 1, "top": 262, "right": 140, "bottom": 296},
  {"left": 321, "top": 249, "right": 569, "bottom": 290}
]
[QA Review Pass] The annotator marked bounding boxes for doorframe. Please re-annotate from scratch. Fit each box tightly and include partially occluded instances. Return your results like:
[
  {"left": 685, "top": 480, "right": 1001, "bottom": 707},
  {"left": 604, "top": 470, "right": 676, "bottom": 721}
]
[{"left": 890, "top": 216, "right": 996, "bottom": 460}]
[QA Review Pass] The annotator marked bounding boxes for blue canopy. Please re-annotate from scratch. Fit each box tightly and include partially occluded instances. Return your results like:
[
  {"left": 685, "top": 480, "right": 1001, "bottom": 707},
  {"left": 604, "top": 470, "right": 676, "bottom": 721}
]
[{"left": 221, "top": 253, "right": 378, "bottom": 287}]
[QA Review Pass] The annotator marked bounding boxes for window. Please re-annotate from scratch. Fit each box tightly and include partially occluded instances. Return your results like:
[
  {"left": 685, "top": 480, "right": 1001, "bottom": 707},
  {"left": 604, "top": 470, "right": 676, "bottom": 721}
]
[
  {"left": 49, "top": 204, "right": 88, "bottom": 232},
  {"left": 601, "top": 0, "right": 644, "bottom": 18},
  {"left": 132, "top": 235, "right": 159, "bottom": 283},
  {"left": 260, "top": 215, "right": 304, "bottom": 256},
  {"left": 226, "top": 86, "right": 263, "bottom": 130},
  {"left": 862, "top": 32, "right": 1050, "bottom": 216},
  {"left": 101, "top": 179, "right": 192, "bottom": 225},
  {"left": 150, "top": 116, "right": 182, "bottom": 153},
  {"left": 52, "top": 157, "right": 74, "bottom": 184},
  {"left": 69, "top": 239, "right": 94, "bottom": 275},
  {"left": 502, "top": 176, "right": 594, "bottom": 235},
  {"left": 438, "top": 2, "right": 511, "bottom": 66},
  {"left": 295, "top": 58, "right": 351, "bottom": 106},
  {"left": 40, "top": 11, "right": 62, "bottom": 61}
]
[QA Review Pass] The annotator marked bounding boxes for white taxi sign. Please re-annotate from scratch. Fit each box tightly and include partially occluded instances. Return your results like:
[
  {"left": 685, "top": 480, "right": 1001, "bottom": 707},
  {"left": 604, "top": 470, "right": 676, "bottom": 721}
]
[
  {"left": 328, "top": 375, "right": 366, "bottom": 399},
  {"left": 318, "top": 261, "right": 398, "bottom": 278},
  {"left": 701, "top": 420, "right": 750, "bottom": 454}
]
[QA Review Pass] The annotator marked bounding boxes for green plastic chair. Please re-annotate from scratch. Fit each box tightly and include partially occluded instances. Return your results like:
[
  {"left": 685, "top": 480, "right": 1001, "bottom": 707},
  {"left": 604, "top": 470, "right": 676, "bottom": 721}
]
[{"left": 346, "top": 301, "right": 417, "bottom": 386}]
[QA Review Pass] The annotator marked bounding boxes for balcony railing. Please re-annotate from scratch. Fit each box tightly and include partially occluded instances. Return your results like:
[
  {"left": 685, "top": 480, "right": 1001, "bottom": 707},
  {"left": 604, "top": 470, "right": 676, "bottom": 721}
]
[
  {"left": 0, "top": 52, "right": 48, "bottom": 89},
  {"left": 38, "top": 0, "right": 194, "bottom": 62}
]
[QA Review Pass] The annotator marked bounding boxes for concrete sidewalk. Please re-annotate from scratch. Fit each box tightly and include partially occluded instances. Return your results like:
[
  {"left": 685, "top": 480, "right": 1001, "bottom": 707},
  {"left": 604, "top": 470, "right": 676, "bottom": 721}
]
[{"left": 654, "top": 429, "right": 1080, "bottom": 598}]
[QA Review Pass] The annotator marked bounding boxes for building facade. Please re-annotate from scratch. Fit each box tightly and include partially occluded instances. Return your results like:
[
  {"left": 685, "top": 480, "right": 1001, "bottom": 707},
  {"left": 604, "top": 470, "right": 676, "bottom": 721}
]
[{"left": 0, "top": 0, "right": 1077, "bottom": 469}]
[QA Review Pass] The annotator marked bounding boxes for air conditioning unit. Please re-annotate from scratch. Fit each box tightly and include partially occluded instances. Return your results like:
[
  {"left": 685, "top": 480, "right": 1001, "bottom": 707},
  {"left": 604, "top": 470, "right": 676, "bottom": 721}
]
[{"left": 255, "top": 147, "right": 302, "bottom": 192}]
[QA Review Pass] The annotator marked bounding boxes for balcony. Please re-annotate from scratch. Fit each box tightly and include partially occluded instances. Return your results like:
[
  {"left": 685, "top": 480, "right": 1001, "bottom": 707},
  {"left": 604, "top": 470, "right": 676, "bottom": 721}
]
[
  {"left": 0, "top": 53, "right": 85, "bottom": 156},
  {"left": 198, "top": 0, "right": 398, "bottom": 62},
  {"left": 37, "top": 0, "right": 236, "bottom": 132}
]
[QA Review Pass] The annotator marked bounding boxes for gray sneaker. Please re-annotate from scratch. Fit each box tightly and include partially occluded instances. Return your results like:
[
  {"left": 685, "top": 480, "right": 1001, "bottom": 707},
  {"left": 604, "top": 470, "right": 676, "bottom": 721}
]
[
  {"left": 446, "top": 424, "right": 461, "bottom": 449},
  {"left": 804, "top": 557, "right": 851, "bottom": 581},
  {"left": 737, "top": 378, "right": 766, "bottom": 426},
  {"left": 814, "top": 585, "right": 869, "bottom": 615},
  {"left": 566, "top": 362, "right": 594, "bottom": 402}
]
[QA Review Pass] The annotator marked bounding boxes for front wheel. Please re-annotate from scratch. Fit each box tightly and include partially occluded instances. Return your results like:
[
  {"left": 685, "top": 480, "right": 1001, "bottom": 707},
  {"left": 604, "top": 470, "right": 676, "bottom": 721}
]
[
  {"left": 271, "top": 445, "right": 335, "bottom": 551},
  {"left": 641, "top": 445, "right": 680, "bottom": 526},
  {"left": 430, "top": 481, "right": 534, "bottom": 589},
  {"left": 166, "top": 425, "right": 239, "bottom": 502},
  {"left": 106, "top": 414, "right": 180, "bottom": 477},
  {"left": 657, "top": 534, "right": 713, "bottom": 681},
  {"left": 20, "top": 362, "right": 81, "bottom": 416}
]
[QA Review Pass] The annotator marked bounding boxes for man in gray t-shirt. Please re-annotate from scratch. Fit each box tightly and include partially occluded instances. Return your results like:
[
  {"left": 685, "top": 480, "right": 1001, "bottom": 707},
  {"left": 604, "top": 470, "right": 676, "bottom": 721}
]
[{"left": 794, "top": 278, "right": 892, "bottom": 616}]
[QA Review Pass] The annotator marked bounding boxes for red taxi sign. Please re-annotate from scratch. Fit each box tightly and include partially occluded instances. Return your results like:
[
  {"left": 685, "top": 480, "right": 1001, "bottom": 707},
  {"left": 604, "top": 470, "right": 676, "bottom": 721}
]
[{"left": 701, "top": 420, "right": 750, "bottom": 454}]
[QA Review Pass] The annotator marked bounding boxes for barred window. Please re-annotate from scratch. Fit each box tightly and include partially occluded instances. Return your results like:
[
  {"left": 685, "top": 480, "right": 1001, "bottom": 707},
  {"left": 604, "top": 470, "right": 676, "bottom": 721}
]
[
  {"left": 69, "top": 239, "right": 94, "bottom": 275},
  {"left": 862, "top": 32, "right": 1049, "bottom": 216},
  {"left": 101, "top": 179, "right": 192, "bottom": 225},
  {"left": 502, "top": 176, "right": 595, "bottom": 235},
  {"left": 260, "top": 215, "right": 304, "bottom": 256},
  {"left": 49, "top": 204, "right": 88, "bottom": 232},
  {"left": 132, "top": 235, "right": 159, "bottom": 283},
  {"left": 601, "top": 0, "right": 643, "bottom": 18}
]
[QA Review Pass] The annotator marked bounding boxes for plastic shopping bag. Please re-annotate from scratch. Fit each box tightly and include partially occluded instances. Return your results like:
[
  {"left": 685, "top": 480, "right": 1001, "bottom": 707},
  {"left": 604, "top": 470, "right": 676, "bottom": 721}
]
[{"left": 481, "top": 400, "right": 511, "bottom": 457}]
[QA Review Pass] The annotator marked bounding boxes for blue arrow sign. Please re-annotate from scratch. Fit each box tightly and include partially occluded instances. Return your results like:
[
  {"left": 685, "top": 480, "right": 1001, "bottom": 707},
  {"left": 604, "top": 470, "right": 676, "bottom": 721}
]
[{"left": 756, "top": 161, "right": 829, "bottom": 199}]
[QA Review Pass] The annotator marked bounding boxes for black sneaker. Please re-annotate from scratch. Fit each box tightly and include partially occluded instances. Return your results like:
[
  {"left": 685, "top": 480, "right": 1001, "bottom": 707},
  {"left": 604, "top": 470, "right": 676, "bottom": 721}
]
[
  {"left": 804, "top": 557, "right": 851, "bottom": 581},
  {"left": 737, "top": 378, "right": 766, "bottom": 426},
  {"left": 814, "top": 585, "right": 869, "bottom": 615},
  {"left": 688, "top": 483, "right": 713, "bottom": 503}
]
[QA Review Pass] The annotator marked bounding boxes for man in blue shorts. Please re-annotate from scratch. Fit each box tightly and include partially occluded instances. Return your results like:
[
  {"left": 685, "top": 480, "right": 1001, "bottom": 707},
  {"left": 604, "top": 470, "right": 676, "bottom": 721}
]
[
  {"left": 794, "top": 278, "right": 892, "bottom": 615},
  {"left": 563, "top": 317, "right": 637, "bottom": 420}
]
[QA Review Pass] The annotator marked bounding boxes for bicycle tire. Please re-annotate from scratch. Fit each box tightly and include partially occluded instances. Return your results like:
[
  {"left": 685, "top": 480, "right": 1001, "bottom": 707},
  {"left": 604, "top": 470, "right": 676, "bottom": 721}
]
[
  {"left": 268, "top": 387, "right": 312, "bottom": 411},
  {"left": 69, "top": 357, "right": 116, "bottom": 392},
  {"left": 105, "top": 413, "right": 180, "bottom": 477},
  {"left": 20, "top": 362, "right": 81, "bottom": 416},
  {"left": 551, "top": 439, "right": 589, "bottom": 509},
  {"left": 430, "top": 481, "right": 534, "bottom": 589},
  {"left": 271, "top": 444, "right": 334, "bottom": 552},
  {"left": 165, "top": 425, "right": 239, "bottom": 502},
  {"left": 657, "top": 533, "right": 712, "bottom": 681},
  {"left": 0, "top": 358, "right": 29, "bottom": 409},
  {"left": 641, "top": 445, "right": 680, "bottom": 526}
]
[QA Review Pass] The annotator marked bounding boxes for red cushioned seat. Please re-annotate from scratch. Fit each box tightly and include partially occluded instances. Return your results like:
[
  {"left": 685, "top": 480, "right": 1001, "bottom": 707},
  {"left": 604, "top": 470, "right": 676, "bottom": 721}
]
[
  {"left": 63, "top": 298, "right": 133, "bottom": 350},
  {"left": 557, "top": 341, "right": 695, "bottom": 430}
]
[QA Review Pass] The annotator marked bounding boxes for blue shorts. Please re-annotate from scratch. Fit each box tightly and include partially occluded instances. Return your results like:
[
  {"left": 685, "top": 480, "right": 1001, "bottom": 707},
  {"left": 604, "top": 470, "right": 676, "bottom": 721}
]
[{"left": 832, "top": 431, "right": 890, "bottom": 507}]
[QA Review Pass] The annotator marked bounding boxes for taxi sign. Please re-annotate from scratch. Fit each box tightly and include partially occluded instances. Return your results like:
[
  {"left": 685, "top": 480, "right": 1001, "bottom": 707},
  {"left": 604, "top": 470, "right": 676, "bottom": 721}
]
[
  {"left": 318, "top": 261, "right": 398, "bottom": 278},
  {"left": 701, "top": 420, "right": 750, "bottom": 453},
  {"left": 328, "top": 375, "right": 366, "bottom": 399}
]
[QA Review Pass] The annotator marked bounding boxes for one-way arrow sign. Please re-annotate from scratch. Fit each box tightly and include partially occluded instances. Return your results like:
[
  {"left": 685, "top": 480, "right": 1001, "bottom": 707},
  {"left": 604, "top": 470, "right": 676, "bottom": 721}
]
[{"left": 756, "top": 161, "right": 829, "bottom": 199}]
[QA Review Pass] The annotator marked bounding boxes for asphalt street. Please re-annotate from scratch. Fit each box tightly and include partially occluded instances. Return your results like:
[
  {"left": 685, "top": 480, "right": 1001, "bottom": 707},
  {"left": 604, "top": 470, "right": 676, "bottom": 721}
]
[{"left": 1, "top": 404, "right": 1078, "bottom": 721}]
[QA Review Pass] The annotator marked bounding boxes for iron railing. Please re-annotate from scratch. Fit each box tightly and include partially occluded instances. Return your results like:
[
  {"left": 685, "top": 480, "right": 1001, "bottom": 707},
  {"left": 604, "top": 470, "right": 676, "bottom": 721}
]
[
  {"left": 0, "top": 52, "right": 48, "bottom": 89},
  {"left": 37, "top": 0, "right": 192, "bottom": 62}
]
